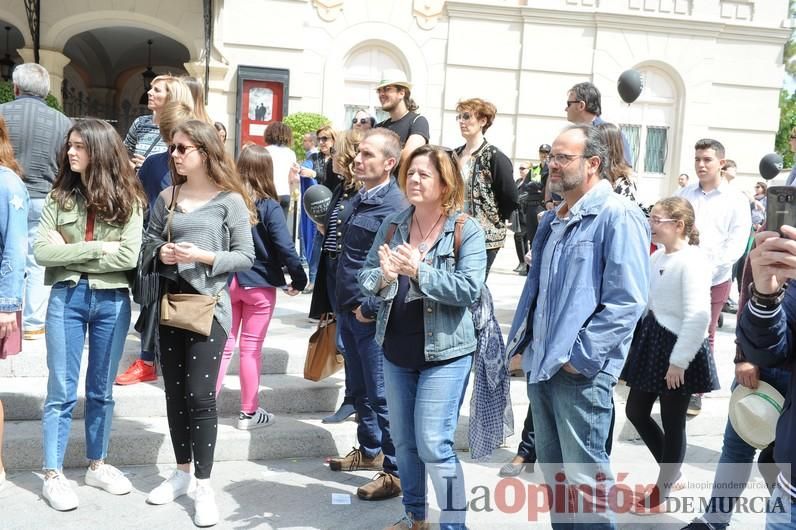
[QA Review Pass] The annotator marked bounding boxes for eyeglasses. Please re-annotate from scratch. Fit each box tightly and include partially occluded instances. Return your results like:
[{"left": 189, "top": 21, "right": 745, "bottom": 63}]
[
  {"left": 565, "top": 100, "right": 581, "bottom": 108},
  {"left": 169, "top": 144, "right": 199, "bottom": 155},
  {"left": 790, "top": 135, "right": 796, "bottom": 140},
  {"left": 519, "top": 166, "right": 528, "bottom": 171},
  {"left": 318, "top": 136, "right": 331, "bottom": 143},
  {"left": 648, "top": 217, "right": 677, "bottom": 225},
  {"left": 547, "top": 153, "right": 586, "bottom": 166},
  {"left": 352, "top": 118, "right": 369, "bottom": 125},
  {"left": 455, "top": 112, "right": 473, "bottom": 122}
]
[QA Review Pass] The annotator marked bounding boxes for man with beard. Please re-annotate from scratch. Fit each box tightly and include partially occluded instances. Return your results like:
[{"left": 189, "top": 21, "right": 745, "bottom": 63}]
[
  {"left": 505, "top": 125, "right": 650, "bottom": 529},
  {"left": 374, "top": 70, "right": 429, "bottom": 168}
]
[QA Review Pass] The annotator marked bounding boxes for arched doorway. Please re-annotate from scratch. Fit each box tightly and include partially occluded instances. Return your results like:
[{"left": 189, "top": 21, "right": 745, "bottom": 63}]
[
  {"left": 0, "top": 22, "right": 24, "bottom": 82},
  {"left": 61, "top": 27, "right": 190, "bottom": 134},
  {"left": 343, "top": 43, "right": 409, "bottom": 126}
]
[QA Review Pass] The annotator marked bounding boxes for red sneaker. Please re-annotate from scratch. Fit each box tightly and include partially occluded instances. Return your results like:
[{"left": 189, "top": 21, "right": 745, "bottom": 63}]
[{"left": 115, "top": 360, "right": 157, "bottom": 385}]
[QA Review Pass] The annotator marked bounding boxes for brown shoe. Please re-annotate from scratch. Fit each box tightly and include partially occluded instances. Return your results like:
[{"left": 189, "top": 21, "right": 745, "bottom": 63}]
[
  {"left": 358, "top": 472, "right": 401, "bottom": 501},
  {"left": 383, "top": 513, "right": 429, "bottom": 529},
  {"left": 329, "top": 447, "right": 384, "bottom": 472}
]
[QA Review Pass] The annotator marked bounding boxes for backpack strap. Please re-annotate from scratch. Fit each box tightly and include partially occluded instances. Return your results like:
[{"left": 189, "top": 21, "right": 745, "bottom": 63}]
[
  {"left": 385, "top": 222, "right": 398, "bottom": 246},
  {"left": 453, "top": 213, "right": 469, "bottom": 260}
]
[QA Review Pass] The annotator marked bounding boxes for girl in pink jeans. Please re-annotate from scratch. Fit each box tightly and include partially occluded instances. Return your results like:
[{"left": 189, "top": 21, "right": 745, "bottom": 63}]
[{"left": 216, "top": 146, "right": 307, "bottom": 429}]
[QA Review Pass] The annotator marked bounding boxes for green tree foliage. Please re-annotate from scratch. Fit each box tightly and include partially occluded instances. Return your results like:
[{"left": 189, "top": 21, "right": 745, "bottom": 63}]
[
  {"left": 0, "top": 80, "right": 62, "bottom": 111},
  {"left": 283, "top": 112, "right": 330, "bottom": 161},
  {"left": 777, "top": 90, "right": 796, "bottom": 168}
]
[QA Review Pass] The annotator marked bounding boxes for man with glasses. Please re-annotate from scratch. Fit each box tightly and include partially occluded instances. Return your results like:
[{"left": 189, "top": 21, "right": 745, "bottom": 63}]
[
  {"left": 565, "top": 82, "right": 633, "bottom": 166},
  {"left": 506, "top": 125, "right": 650, "bottom": 529},
  {"left": 676, "top": 139, "right": 752, "bottom": 416},
  {"left": 374, "top": 70, "right": 429, "bottom": 167}
]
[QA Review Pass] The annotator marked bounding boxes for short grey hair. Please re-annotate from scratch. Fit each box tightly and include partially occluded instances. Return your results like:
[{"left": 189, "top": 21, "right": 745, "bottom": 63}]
[
  {"left": 364, "top": 128, "right": 400, "bottom": 162},
  {"left": 563, "top": 124, "right": 608, "bottom": 179},
  {"left": 12, "top": 63, "right": 51, "bottom": 98}
]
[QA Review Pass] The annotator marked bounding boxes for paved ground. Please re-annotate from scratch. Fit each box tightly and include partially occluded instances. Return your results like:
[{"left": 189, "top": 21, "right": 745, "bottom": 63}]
[{"left": 0, "top": 245, "right": 771, "bottom": 529}]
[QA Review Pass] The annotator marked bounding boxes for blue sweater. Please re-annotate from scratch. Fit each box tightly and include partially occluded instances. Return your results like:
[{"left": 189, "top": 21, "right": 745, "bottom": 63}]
[
  {"left": 138, "top": 151, "right": 171, "bottom": 215},
  {"left": 235, "top": 198, "right": 307, "bottom": 291}
]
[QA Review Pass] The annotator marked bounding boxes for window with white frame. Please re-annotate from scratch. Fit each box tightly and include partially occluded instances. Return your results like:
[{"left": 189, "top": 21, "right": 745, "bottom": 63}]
[{"left": 343, "top": 45, "right": 405, "bottom": 128}]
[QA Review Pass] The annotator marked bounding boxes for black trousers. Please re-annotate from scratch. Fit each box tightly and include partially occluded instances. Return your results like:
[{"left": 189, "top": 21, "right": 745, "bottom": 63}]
[
  {"left": 625, "top": 387, "right": 691, "bottom": 501},
  {"left": 159, "top": 319, "right": 227, "bottom": 479}
]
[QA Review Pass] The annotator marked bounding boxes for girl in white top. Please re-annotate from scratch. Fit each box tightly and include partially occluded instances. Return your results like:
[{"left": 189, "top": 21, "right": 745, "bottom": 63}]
[{"left": 622, "top": 196, "right": 719, "bottom": 513}]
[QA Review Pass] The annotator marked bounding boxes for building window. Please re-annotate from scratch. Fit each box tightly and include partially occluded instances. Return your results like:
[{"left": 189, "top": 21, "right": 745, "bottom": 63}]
[
  {"left": 620, "top": 124, "right": 641, "bottom": 171},
  {"left": 343, "top": 45, "right": 406, "bottom": 128},
  {"left": 644, "top": 126, "right": 668, "bottom": 174}
]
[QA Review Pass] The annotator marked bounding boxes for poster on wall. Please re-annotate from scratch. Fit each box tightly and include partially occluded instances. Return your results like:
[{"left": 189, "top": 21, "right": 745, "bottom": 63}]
[{"left": 235, "top": 66, "right": 290, "bottom": 155}]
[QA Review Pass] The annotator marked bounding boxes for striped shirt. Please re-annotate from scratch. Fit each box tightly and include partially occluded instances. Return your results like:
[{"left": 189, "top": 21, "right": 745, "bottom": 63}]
[
  {"left": 323, "top": 196, "right": 342, "bottom": 253},
  {"left": 124, "top": 115, "right": 168, "bottom": 160},
  {"left": 145, "top": 189, "right": 255, "bottom": 334}
]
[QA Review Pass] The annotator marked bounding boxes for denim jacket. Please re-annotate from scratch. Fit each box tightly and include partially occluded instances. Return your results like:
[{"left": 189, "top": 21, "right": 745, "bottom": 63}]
[
  {"left": 360, "top": 207, "right": 486, "bottom": 361},
  {"left": 0, "top": 167, "right": 29, "bottom": 311},
  {"left": 505, "top": 180, "right": 650, "bottom": 382},
  {"left": 34, "top": 191, "right": 143, "bottom": 289}
]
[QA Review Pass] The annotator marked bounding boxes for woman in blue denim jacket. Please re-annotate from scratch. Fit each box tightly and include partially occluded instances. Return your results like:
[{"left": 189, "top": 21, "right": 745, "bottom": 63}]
[
  {"left": 360, "top": 144, "right": 486, "bottom": 530},
  {"left": 0, "top": 116, "right": 29, "bottom": 486}
]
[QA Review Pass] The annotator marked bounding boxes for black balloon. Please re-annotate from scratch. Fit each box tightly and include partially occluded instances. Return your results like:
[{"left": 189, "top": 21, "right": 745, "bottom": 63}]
[
  {"left": 759, "top": 153, "right": 784, "bottom": 180},
  {"left": 617, "top": 69, "right": 643, "bottom": 104},
  {"left": 303, "top": 184, "right": 333, "bottom": 224}
]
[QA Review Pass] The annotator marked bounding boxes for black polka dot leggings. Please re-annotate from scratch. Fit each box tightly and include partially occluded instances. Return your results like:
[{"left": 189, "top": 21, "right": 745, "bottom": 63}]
[{"left": 159, "top": 319, "right": 227, "bottom": 479}]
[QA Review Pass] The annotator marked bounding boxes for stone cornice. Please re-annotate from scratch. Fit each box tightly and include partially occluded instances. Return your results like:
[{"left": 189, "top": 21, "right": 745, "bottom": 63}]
[{"left": 445, "top": 2, "right": 790, "bottom": 44}]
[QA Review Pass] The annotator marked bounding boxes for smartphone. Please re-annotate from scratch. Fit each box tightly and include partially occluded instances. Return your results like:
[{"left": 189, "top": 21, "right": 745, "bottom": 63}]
[{"left": 766, "top": 186, "right": 796, "bottom": 235}]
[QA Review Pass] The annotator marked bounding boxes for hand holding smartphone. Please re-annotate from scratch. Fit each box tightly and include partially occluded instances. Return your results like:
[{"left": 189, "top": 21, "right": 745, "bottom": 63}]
[{"left": 766, "top": 186, "right": 796, "bottom": 236}]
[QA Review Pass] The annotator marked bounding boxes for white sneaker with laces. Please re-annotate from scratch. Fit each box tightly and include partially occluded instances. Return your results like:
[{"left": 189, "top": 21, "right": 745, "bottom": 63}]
[
  {"left": 146, "top": 469, "right": 193, "bottom": 505},
  {"left": 237, "top": 408, "right": 275, "bottom": 430},
  {"left": 85, "top": 463, "right": 132, "bottom": 495},
  {"left": 193, "top": 479, "right": 219, "bottom": 527},
  {"left": 42, "top": 473, "right": 79, "bottom": 511}
]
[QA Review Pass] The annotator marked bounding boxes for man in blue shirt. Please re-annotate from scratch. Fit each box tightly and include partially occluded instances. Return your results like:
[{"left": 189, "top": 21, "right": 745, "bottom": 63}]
[{"left": 506, "top": 125, "right": 650, "bottom": 529}]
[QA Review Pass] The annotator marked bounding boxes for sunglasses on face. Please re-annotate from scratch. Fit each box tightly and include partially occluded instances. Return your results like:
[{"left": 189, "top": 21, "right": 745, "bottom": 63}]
[
  {"left": 168, "top": 143, "right": 198, "bottom": 155},
  {"left": 566, "top": 100, "right": 580, "bottom": 108},
  {"left": 318, "top": 136, "right": 330, "bottom": 142},
  {"left": 455, "top": 112, "right": 473, "bottom": 122},
  {"left": 352, "top": 118, "right": 370, "bottom": 125}
]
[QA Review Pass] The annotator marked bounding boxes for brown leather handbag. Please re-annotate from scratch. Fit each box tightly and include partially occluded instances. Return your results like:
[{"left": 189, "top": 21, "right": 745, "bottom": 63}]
[
  {"left": 304, "top": 313, "right": 344, "bottom": 381},
  {"left": 159, "top": 185, "right": 219, "bottom": 336}
]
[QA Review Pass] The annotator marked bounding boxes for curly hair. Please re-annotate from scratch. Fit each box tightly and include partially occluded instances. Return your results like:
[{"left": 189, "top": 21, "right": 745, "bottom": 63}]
[
  {"left": 456, "top": 98, "right": 497, "bottom": 133},
  {"left": 333, "top": 129, "right": 364, "bottom": 190}
]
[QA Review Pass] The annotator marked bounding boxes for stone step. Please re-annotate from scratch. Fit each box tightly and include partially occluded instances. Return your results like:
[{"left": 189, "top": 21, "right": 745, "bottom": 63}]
[{"left": 0, "top": 373, "right": 344, "bottom": 421}]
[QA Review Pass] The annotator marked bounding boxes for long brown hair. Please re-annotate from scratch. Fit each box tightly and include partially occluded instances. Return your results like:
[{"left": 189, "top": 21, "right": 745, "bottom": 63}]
[
  {"left": 52, "top": 119, "right": 145, "bottom": 223},
  {"left": 597, "top": 122, "right": 633, "bottom": 185},
  {"left": 237, "top": 145, "right": 277, "bottom": 202},
  {"left": 169, "top": 120, "right": 257, "bottom": 224},
  {"left": 655, "top": 196, "right": 699, "bottom": 246},
  {"left": 0, "top": 116, "right": 22, "bottom": 176},
  {"left": 180, "top": 76, "right": 213, "bottom": 124},
  {"left": 333, "top": 129, "right": 363, "bottom": 191}
]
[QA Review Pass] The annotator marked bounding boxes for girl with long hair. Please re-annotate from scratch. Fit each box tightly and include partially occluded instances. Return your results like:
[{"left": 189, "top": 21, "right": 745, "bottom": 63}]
[
  {"left": 0, "top": 116, "right": 28, "bottom": 487},
  {"left": 180, "top": 76, "right": 214, "bottom": 125},
  {"left": 215, "top": 145, "right": 306, "bottom": 429},
  {"left": 34, "top": 118, "right": 145, "bottom": 511},
  {"left": 598, "top": 122, "right": 639, "bottom": 202},
  {"left": 622, "top": 196, "right": 719, "bottom": 513},
  {"left": 143, "top": 120, "right": 254, "bottom": 527}
]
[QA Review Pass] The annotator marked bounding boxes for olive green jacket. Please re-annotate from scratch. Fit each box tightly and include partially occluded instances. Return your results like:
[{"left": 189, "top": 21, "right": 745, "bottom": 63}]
[{"left": 33, "top": 192, "right": 143, "bottom": 289}]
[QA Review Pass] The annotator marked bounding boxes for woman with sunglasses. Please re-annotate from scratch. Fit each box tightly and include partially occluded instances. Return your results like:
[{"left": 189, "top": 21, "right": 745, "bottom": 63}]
[
  {"left": 35, "top": 119, "right": 145, "bottom": 511},
  {"left": 453, "top": 98, "right": 517, "bottom": 278},
  {"left": 144, "top": 120, "right": 255, "bottom": 527},
  {"left": 0, "top": 115, "right": 28, "bottom": 488},
  {"left": 360, "top": 144, "right": 486, "bottom": 529},
  {"left": 351, "top": 109, "right": 374, "bottom": 131}
]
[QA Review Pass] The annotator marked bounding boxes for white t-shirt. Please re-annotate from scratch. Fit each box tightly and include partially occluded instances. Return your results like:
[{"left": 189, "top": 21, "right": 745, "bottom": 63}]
[
  {"left": 266, "top": 144, "right": 297, "bottom": 197},
  {"left": 648, "top": 245, "right": 711, "bottom": 368}
]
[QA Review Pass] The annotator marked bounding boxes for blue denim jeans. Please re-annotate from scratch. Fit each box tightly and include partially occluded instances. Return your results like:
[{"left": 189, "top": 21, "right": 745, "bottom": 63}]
[
  {"left": 704, "top": 367, "right": 791, "bottom": 529},
  {"left": 309, "top": 230, "right": 323, "bottom": 285},
  {"left": 767, "top": 485, "right": 796, "bottom": 529},
  {"left": 42, "top": 279, "right": 131, "bottom": 470},
  {"left": 384, "top": 355, "right": 471, "bottom": 530},
  {"left": 528, "top": 368, "right": 617, "bottom": 530},
  {"left": 23, "top": 197, "right": 47, "bottom": 331},
  {"left": 337, "top": 310, "right": 396, "bottom": 474}
]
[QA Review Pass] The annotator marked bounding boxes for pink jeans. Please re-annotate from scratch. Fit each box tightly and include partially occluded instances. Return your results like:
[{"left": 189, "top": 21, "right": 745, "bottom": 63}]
[
  {"left": 216, "top": 276, "right": 277, "bottom": 413},
  {"left": 708, "top": 279, "right": 732, "bottom": 352}
]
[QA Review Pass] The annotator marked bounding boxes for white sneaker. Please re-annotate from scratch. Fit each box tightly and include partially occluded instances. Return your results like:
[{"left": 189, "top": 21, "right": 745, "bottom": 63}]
[
  {"left": 42, "top": 473, "right": 79, "bottom": 511},
  {"left": 146, "top": 469, "right": 193, "bottom": 505},
  {"left": 193, "top": 479, "right": 219, "bottom": 527},
  {"left": 85, "top": 463, "right": 132, "bottom": 495},
  {"left": 237, "top": 408, "right": 275, "bottom": 430}
]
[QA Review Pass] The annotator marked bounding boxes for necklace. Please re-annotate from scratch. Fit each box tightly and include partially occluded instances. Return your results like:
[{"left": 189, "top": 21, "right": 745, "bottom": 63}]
[{"left": 414, "top": 213, "right": 444, "bottom": 254}]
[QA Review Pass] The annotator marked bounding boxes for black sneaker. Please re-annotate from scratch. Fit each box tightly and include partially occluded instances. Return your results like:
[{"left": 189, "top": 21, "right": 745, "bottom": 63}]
[
  {"left": 686, "top": 395, "right": 702, "bottom": 416},
  {"left": 722, "top": 300, "right": 738, "bottom": 314}
]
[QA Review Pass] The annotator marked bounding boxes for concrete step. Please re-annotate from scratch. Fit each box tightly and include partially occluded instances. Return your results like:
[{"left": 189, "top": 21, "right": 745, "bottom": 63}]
[{"left": 0, "top": 373, "right": 343, "bottom": 421}]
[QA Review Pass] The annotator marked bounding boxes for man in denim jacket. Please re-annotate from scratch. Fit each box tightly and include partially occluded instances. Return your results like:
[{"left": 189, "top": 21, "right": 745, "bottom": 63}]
[
  {"left": 506, "top": 125, "right": 650, "bottom": 529},
  {"left": 327, "top": 129, "right": 409, "bottom": 501}
]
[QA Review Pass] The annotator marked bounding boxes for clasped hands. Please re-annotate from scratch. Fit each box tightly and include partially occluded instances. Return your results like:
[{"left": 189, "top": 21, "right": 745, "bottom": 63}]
[
  {"left": 160, "top": 242, "right": 203, "bottom": 265},
  {"left": 378, "top": 243, "right": 421, "bottom": 284}
]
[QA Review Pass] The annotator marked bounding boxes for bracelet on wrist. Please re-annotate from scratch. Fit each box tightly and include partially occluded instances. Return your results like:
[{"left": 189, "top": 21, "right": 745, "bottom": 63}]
[{"left": 748, "top": 282, "right": 787, "bottom": 309}]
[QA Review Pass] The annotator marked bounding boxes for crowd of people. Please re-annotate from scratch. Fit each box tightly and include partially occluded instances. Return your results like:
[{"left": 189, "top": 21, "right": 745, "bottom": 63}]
[{"left": 0, "top": 61, "right": 794, "bottom": 530}]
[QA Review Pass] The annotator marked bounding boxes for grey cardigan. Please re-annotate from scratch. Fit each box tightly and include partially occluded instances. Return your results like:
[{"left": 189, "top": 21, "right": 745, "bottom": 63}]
[{"left": 145, "top": 188, "right": 255, "bottom": 334}]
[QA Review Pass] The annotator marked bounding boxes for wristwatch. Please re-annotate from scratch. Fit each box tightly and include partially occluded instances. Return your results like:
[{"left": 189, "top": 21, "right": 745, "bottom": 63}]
[{"left": 748, "top": 282, "right": 787, "bottom": 310}]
